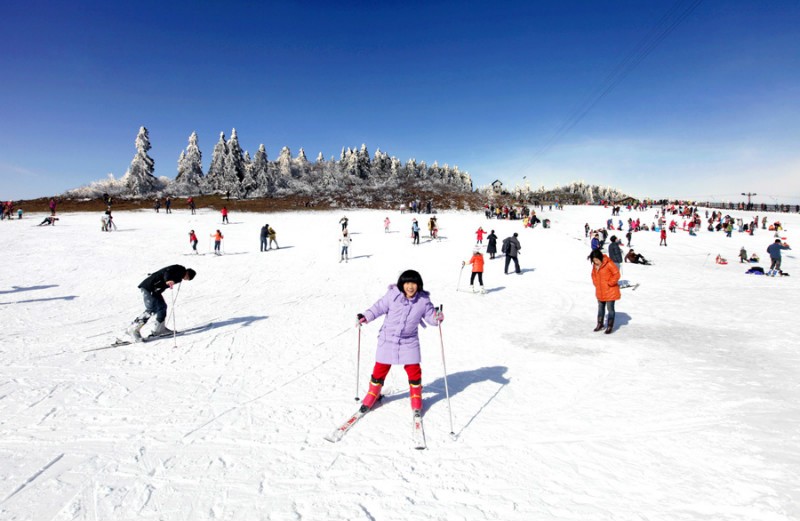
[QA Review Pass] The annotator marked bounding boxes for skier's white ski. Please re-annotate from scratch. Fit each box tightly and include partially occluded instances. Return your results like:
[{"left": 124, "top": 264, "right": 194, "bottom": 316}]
[
  {"left": 412, "top": 410, "right": 426, "bottom": 450},
  {"left": 84, "top": 323, "right": 214, "bottom": 352},
  {"left": 324, "top": 407, "right": 368, "bottom": 443},
  {"left": 324, "top": 395, "right": 384, "bottom": 443}
]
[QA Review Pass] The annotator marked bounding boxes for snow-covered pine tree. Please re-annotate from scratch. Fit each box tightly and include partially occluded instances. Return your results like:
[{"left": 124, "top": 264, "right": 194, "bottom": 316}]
[
  {"left": 417, "top": 160, "right": 428, "bottom": 184},
  {"left": 175, "top": 131, "right": 204, "bottom": 189},
  {"left": 428, "top": 161, "right": 442, "bottom": 182},
  {"left": 356, "top": 144, "right": 371, "bottom": 179},
  {"left": 322, "top": 153, "right": 341, "bottom": 189},
  {"left": 274, "top": 146, "right": 293, "bottom": 191},
  {"left": 342, "top": 147, "right": 358, "bottom": 178},
  {"left": 389, "top": 156, "right": 402, "bottom": 180},
  {"left": 241, "top": 150, "right": 256, "bottom": 197},
  {"left": 460, "top": 170, "right": 473, "bottom": 190},
  {"left": 250, "top": 144, "right": 271, "bottom": 196},
  {"left": 371, "top": 148, "right": 390, "bottom": 181},
  {"left": 221, "top": 129, "right": 246, "bottom": 197},
  {"left": 124, "top": 126, "right": 160, "bottom": 195},
  {"left": 205, "top": 132, "right": 228, "bottom": 192},
  {"left": 405, "top": 158, "right": 419, "bottom": 180},
  {"left": 293, "top": 148, "right": 309, "bottom": 179}
]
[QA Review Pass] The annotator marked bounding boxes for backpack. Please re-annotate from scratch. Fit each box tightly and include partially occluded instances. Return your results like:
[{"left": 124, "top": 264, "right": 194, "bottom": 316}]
[{"left": 501, "top": 240, "right": 509, "bottom": 254}]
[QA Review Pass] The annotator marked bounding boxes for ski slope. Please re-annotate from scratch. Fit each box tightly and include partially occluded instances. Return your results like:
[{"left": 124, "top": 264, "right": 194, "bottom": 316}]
[{"left": 1, "top": 204, "right": 798, "bottom": 521}]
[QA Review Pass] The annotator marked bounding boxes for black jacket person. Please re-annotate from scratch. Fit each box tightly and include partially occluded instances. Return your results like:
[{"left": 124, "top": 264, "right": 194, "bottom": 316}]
[{"left": 127, "top": 265, "right": 196, "bottom": 342}]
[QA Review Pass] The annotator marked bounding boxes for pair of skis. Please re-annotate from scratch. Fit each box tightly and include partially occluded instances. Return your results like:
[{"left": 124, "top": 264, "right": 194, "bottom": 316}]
[
  {"left": 84, "top": 323, "right": 214, "bottom": 352},
  {"left": 324, "top": 396, "right": 426, "bottom": 449}
]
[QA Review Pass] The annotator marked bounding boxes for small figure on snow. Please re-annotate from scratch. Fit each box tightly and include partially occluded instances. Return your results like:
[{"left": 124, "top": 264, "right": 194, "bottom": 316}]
[
  {"left": 739, "top": 247, "right": 748, "bottom": 264},
  {"left": 464, "top": 250, "right": 485, "bottom": 293},
  {"left": 475, "top": 226, "right": 486, "bottom": 245},
  {"left": 221, "top": 206, "right": 229, "bottom": 224},
  {"left": 339, "top": 215, "right": 349, "bottom": 231},
  {"left": 502, "top": 233, "right": 522, "bottom": 274},
  {"left": 189, "top": 230, "right": 198, "bottom": 254},
  {"left": 591, "top": 233, "right": 602, "bottom": 251},
  {"left": 38, "top": 216, "right": 59, "bottom": 226},
  {"left": 260, "top": 224, "right": 269, "bottom": 252},
  {"left": 355, "top": 270, "right": 443, "bottom": 415},
  {"left": 427, "top": 217, "right": 437, "bottom": 239},
  {"left": 411, "top": 219, "right": 420, "bottom": 245},
  {"left": 268, "top": 225, "right": 279, "bottom": 250},
  {"left": 486, "top": 230, "right": 498, "bottom": 259},
  {"left": 766, "top": 239, "right": 791, "bottom": 275},
  {"left": 384, "top": 217, "right": 391, "bottom": 233},
  {"left": 211, "top": 229, "right": 224, "bottom": 255},
  {"left": 624, "top": 249, "right": 650, "bottom": 265},
  {"left": 339, "top": 229, "right": 352, "bottom": 263},
  {"left": 608, "top": 235, "right": 623, "bottom": 270},
  {"left": 126, "top": 265, "right": 196, "bottom": 342}
]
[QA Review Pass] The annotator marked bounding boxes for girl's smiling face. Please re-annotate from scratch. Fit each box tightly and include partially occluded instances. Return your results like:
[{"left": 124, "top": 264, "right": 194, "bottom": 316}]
[{"left": 403, "top": 282, "right": 418, "bottom": 299}]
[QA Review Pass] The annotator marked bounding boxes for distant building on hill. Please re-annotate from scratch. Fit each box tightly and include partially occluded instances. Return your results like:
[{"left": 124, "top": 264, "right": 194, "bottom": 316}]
[{"left": 614, "top": 196, "right": 638, "bottom": 206}]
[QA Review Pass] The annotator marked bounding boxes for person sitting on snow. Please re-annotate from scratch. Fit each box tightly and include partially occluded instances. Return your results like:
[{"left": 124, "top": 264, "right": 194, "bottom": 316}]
[{"left": 625, "top": 249, "right": 650, "bottom": 265}]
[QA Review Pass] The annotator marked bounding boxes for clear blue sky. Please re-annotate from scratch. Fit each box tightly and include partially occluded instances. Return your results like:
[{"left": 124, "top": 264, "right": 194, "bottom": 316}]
[{"left": 1, "top": 0, "right": 798, "bottom": 204}]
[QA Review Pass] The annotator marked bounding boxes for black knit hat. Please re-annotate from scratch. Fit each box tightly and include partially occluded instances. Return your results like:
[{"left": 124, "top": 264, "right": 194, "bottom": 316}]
[{"left": 397, "top": 269, "right": 424, "bottom": 292}]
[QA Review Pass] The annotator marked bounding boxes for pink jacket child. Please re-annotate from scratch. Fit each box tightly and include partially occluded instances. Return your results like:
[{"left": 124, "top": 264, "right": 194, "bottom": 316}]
[{"left": 356, "top": 270, "right": 442, "bottom": 413}]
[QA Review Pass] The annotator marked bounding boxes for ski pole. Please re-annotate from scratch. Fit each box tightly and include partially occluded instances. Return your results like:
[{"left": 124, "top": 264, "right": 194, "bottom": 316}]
[
  {"left": 355, "top": 325, "right": 362, "bottom": 401},
  {"left": 166, "top": 282, "right": 181, "bottom": 348},
  {"left": 437, "top": 305, "right": 456, "bottom": 440},
  {"left": 456, "top": 263, "right": 464, "bottom": 291}
]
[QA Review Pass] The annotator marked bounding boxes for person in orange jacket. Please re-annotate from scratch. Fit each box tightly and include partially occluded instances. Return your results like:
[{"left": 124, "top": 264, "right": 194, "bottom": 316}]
[
  {"left": 589, "top": 249, "right": 621, "bottom": 334},
  {"left": 464, "top": 249, "right": 486, "bottom": 293},
  {"left": 211, "top": 229, "right": 224, "bottom": 255}
]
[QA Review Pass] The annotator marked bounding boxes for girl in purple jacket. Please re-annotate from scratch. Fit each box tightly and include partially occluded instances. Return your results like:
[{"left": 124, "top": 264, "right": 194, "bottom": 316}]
[{"left": 357, "top": 270, "right": 443, "bottom": 413}]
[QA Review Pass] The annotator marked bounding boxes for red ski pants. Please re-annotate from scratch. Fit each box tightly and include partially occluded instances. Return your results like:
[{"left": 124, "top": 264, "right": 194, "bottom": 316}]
[{"left": 362, "top": 362, "right": 423, "bottom": 410}]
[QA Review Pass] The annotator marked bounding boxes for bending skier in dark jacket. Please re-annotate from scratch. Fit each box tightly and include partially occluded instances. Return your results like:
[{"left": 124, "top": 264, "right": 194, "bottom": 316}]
[{"left": 127, "top": 264, "right": 196, "bottom": 342}]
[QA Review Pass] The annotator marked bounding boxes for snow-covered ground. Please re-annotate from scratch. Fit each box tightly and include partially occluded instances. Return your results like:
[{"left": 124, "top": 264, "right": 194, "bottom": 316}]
[{"left": 1, "top": 204, "right": 798, "bottom": 521}]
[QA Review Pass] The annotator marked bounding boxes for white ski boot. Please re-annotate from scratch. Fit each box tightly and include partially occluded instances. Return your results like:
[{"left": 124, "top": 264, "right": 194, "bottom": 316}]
[
  {"left": 126, "top": 312, "right": 151, "bottom": 343},
  {"left": 126, "top": 322, "right": 144, "bottom": 342},
  {"left": 152, "top": 320, "right": 174, "bottom": 337}
]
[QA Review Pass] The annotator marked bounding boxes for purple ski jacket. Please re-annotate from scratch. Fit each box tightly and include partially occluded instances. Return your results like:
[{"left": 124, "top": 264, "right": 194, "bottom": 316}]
[{"left": 362, "top": 285, "right": 438, "bottom": 365}]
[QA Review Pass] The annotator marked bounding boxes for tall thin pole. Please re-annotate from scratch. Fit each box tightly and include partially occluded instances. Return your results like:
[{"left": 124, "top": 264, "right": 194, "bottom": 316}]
[
  {"left": 437, "top": 305, "right": 456, "bottom": 439},
  {"left": 354, "top": 326, "right": 362, "bottom": 401}
]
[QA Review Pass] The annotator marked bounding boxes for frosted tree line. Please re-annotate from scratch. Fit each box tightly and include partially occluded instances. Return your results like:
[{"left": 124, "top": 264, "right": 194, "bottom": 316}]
[
  {"left": 69, "top": 127, "right": 474, "bottom": 199},
  {"left": 484, "top": 179, "right": 629, "bottom": 205}
]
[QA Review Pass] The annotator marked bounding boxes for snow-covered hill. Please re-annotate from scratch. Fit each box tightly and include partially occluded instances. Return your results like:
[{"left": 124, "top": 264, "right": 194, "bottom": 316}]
[{"left": 1, "top": 205, "right": 798, "bottom": 520}]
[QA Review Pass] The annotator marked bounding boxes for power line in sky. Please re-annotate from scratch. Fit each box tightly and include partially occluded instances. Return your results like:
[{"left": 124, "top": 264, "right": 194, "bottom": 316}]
[{"left": 529, "top": 0, "right": 705, "bottom": 163}]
